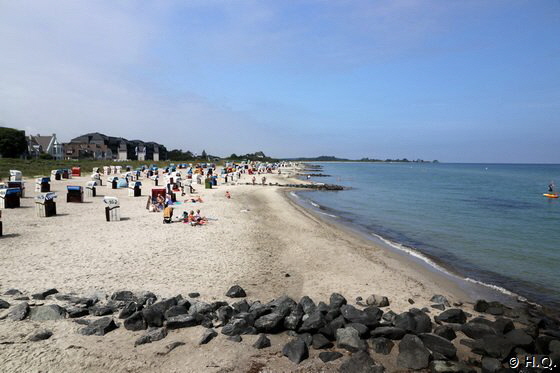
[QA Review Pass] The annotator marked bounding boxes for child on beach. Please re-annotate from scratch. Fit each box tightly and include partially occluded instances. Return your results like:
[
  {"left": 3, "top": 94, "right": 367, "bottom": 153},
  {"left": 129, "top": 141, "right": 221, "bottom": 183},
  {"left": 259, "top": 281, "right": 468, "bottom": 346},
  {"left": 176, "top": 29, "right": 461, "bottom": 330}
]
[{"left": 225, "top": 191, "right": 231, "bottom": 199}]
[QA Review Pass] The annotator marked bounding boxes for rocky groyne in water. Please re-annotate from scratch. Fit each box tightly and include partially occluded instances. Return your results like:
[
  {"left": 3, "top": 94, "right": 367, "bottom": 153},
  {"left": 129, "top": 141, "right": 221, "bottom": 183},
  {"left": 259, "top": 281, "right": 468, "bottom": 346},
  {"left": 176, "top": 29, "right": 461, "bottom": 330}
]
[{"left": 1, "top": 286, "right": 559, "bottom": 372}]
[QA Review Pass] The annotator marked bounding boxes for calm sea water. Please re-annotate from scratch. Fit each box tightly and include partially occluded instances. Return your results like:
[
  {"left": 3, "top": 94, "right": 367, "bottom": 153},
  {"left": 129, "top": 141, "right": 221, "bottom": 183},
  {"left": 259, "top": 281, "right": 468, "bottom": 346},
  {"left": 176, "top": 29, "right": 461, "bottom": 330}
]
[{"left": 297, "top": 163, "right": 560, "bottom": 310}]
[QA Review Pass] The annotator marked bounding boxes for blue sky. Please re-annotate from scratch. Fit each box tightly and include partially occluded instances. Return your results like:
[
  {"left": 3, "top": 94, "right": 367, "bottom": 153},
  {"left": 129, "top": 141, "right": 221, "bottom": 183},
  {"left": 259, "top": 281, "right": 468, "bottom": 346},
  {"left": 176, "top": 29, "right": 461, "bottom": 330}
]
[{"left": 0, "top": 1, "right": 559, "bottom": 162}]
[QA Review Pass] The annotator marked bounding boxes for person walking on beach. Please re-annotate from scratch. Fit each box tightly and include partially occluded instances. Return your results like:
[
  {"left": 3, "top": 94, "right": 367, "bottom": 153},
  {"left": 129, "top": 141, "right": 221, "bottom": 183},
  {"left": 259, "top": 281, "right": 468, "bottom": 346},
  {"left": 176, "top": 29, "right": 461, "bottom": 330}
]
[{"left": 252, "top": 176, "right": 256, "bottom": 185}]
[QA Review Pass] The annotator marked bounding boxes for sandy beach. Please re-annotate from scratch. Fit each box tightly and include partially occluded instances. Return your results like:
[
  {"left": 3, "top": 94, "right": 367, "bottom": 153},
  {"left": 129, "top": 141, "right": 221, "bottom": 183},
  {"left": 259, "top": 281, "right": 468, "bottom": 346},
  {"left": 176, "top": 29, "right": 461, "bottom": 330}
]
[{"left": 0, "top": 169, "right": 535, "bottom": 372}]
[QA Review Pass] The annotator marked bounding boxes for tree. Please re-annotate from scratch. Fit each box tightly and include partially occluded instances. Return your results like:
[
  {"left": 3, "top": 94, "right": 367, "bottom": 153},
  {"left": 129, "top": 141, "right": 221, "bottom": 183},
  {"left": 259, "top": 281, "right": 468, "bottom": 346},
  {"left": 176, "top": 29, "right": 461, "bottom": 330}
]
[
  {"left": 0, "top": 127, "right": 27, "bottom": 158},
  {"left": 201, "top": 150, "right": 207, "bottom": 159}
]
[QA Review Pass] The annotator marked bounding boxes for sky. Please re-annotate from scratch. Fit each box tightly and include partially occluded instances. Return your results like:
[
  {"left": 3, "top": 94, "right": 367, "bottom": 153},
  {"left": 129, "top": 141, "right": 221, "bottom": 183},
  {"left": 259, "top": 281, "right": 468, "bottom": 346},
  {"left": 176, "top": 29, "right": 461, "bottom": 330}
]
[{"left": 0, "top": 0, "right": 559, "bottom": 162}]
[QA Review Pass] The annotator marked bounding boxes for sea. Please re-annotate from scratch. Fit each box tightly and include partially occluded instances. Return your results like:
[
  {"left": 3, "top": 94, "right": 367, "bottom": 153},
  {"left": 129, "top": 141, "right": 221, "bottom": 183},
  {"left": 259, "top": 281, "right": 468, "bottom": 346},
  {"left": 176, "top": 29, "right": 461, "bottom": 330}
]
[{"left": 292, "top": 162, "right": 560, "bottom": 311}]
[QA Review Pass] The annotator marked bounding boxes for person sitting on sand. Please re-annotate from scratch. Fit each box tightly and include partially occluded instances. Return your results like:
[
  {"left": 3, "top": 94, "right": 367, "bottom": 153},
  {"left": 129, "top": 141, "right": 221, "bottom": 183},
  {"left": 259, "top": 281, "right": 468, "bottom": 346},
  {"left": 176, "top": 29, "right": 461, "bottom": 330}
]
[
  {"left": 225, "top": 191, "right": 231, "bottom": 199},
  {"left": 184, "top": 196, "right": 203, "bottom": 203},
  {"left": 195, "top": 209, "right": 207, "bottom": 224},
  {"left": 156, "top": 194, "right": 165, "bottom": 211}
]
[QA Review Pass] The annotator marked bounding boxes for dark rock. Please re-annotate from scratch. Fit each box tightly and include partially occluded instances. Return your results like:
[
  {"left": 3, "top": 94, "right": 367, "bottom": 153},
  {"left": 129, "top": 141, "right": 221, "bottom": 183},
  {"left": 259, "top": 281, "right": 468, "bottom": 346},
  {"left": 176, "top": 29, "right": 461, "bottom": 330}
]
[
  {"left": 124, "top": 311, "right": 147, "bottom": 331},
  {"left": 340, "top": 304, "right": 382, "bottom": 327},
  {"left": 459, "top": 338, "right": 476, "bottom": 348},
  {"left": 474, "top": 299, "right": 489, "bottom": 312},
  {"left": 329, "top": 293, "right": 347, "bottom": 310},
  {"left": 255, "top": 312, "right": 284, "bottom": 333},
  {"left": 318, "top": 351, "right": 343, "bottom": 363},
  {"left": 410, "top": 308, "right": 432, "bottom": 333},
  {"left": 28, "top": 329, "right": 53, "bottom": 341},
  {"left": 111, "top": 290, "right": 136, "bottom": 302},
  {"left": 249, "top": 302, "right": 272, "bottom": 319},
  {"left": 166, "top": 314, "right": 197, "bottom": 329},
  {"left": 339, "top": 351, "right": 382, "bottom": 373},
  {"left": 481, "top": 357, "right": 501, "bottom": 373},
  {"left": 310, "top": 333, "right": 332, "bottom": 349},
  {"left": 492, "top": 317, "right": 514, "bottom": 334},
  {"left": 135, "top": 327, "right": 168, "bottom": 346},
  {"left": 188, "top": 292, "right": 200, "bottom": 298},
  {"left": 29, "top": 305, "right": 67, "bottom": 321},
  {"left": 346, "top": 322, "right": 369, "bottom": 338},
  {"left": 430, "top": 295, "right": 451, "bottom": 307},
  {"left": 118, "top": 302, "right": 138, "bottom": 319},
  {"left": 31, "top": 288, "right": 58, "bottom": 300},
  {"left": 419, "top": 333, "right": 457, "bottom": 359},
  {"left": 282, "top": 339, "right": 308, "bottom": 364},
  {"left": 14, "top": 296, "right": 30, "bottom": 301},
  {"left": 370, "top": 337, "right": 394, "bottom": 354},
  {"left": 198, "top": 328, "right": 218, "bottom": 345},
  {"left": 165, "top": 305, "right": 188, "bottom": 319},
  {"left": 142, "top": 307, "right": 165, "bottom": 327},
  {"left": 228, "top": 335, "right": 242, "bottom": 342},
  {"left": 316, "top": 301, "right": 329, "bottom": 313},
  {"left": 318, "top": 315, "right": 345, "bottom": 340},
  {"left": 79, "top": 317, "right": 118, "bottom": 336},
  {"left": 232, "top": 299, "right": 250, "bottom": 313},
  {"left": 269, "top": 295, "right": 297, "bottom": 316},
  {"left": 253, "top": 333, "right": 271, "bottom": 349},
  {"left": 397, "top": 334, "right": 431, "bottom": 370},
  {"left": 382, "top": 310, "right": 397, "bottom": 323},
  {"left": 434, "top": 325, "right": 457, "bottom": 341},
  {"left": 297, "top": 332, "right": 313, "bottom": 347},
  {"left": 299, "top": 311, "right": 326, "bottom": 333},
  {"left": 366, "top": 294, "right": 390, "bottom": 307},
  {"left": 221, "top": 318, "right": 250, "bottom": 336},
  {"left": 216, "top": 305, "right": 234, "bottom": 325},
  {"left": 299, "top": 296, "right": 316, "bottom": 315},
  {"left": 188, "top": 301, "right": 212, "bottom": 315},
  {"left": 336, "top": 327, "right": 367, "bottom": 352},
  {"left": 284, "top": 307, "right": 303, "bottom": 330},
  {"left": 136, "top": 291, "right": 157, "bottom": 306},
  {"left": 74, "top": 319, "right": 90, "bottom": 325},
  {"left": 486, "top": 302, "right": 504, "bottom": 316},
  {"left": 89, "top": 305, "right": 113, "bottom": 316},
  {"left": 232, "top": 311, "right": 255, "bottom": 325},
  {"left": 370, "top": 326, "right": 406, "bottom": 340},
  {"left": 54, "top": 294, "right": 94, "bottom": 306},
  {"left": 0, "top": 299, "right": 10, "bottom": 309},
  {"left": 4, "top": 289, "right": 22, "bottom": 296},
  {"left": 408, "top": 298, "right": 415, "bottom": 304},
  {"left": 435, "top": 309, "right": 467, "bottom": 324},
  {"left": 471, "top": 335, "right": 514, "bottom": 359},
  {"left": 67, "top": 307, "right": 89, "bottom": 318},
  {"left": 505, "top": 329, "right": 533, "bottom": 349},
  {"left": 210, "top": 300, "right": 228, "bottom": 311},
  {"left": 432, "top": 304, "right": 446, "bottom": 311},
  {"left": 325, "top": 307, "right": 341, "bottom": 322},
  {"left": 462, "top": 322, "right": 497, "bottom": 339},
  {"left": 225, "top": 285, "right": 246, "bottom": 298},
  {"left": 429, "top": 360, "right": 476, "bottom": 373}
]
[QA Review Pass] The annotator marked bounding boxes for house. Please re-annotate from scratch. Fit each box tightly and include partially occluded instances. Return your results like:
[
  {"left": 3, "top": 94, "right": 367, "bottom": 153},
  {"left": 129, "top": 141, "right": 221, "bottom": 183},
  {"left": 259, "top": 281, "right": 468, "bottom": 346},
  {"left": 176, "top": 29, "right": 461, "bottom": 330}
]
[
  {"left": 27, "top": 134, "right": 64, "bottom": 159},
  {"left": 130, "top": 140, "right": 147, "bottom": 161},
  {"left": 64, "top": 132, "right": 167, "bottom": 160}
]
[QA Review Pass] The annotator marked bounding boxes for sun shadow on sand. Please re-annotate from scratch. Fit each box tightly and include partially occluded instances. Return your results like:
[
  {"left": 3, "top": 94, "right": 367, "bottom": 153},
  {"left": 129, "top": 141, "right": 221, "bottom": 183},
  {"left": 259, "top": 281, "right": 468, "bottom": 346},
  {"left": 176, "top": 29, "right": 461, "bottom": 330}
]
[
  {"left": 1, "top": 233, "right": 21, "bottom": 238},
  {"left": 120, "top": 217, "right": 130, "bottom": 221}
]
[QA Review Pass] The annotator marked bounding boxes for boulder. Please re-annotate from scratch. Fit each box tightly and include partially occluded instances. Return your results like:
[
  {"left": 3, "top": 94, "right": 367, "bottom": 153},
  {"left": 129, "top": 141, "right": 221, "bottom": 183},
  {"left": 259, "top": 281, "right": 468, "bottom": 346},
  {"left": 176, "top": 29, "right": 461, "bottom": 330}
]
[
  {"left": 254, "top": 312, "right": 284, "bottom": 333},
  {"left": 486, "top": 302, "right": 504, "bottom": 316},
  {"left": 336, "top": 327, "right": 367, "bottom": 352},
  {"left": 199, "top": 328, "right": 218, "bottom": 345},
  {"left": 136, "top": 291, "right": 157, "bottom": 306},
  {"left": 89, "top": 305, "right": 113, "bottom": 317},
  {"left": 216, "top": 305, "right": 234, "bottom": 325},
  {"left": 492, "top": 317, "right": 514, "bottom": 334},
  {"left": 188, "top": 292, "right": 200, "bottom": 298},
  {"left": 505, "top": 329, "right": 533, "bottom": 349},
  {"left": 232, "top": 300, "right": 250, "bottom": 313},
  {"left": 0, "top": 299, "right": 10, "bottom": 309},
  {"left": 461, "top": 322, "right": 497, "bottom": 339},
  {"left": 8, "top": 302, "right": 28, "bottom": 321},
  {"left": 225, "top": 285, "right": 246, "bottom": 298},
  {"left": 31, "top": 288, "right": 58, "bottom": 300},
  {"left": 282, "top": 339, "right": 308, "bottom": 364},
  {"left": 346, "top": 322, "right": 369, "bottom": 338},
  {"left": 430, "top": 295, "right": 451, "bottom": 307},
  {"left": 318, "top": 351, "right": 343, "bottom": 363},
  {"left": 221, "top": 318, "right": 251, "bottom": 336},
  {"left": 481, "top": 357, "right": 501, "bottom": 373},
  {"left": 269, "top": 296, "right": 297, "bottom": 316},
  {"left": 370, "top": 326, "right": 405, "bottom": 340},
  {"left": 471, "top": 335, "right": 514, "bottom": 360},
  {"left": 284, "top": 307, "right": 303, "bottom": 330},
  {"left": 366, "top": 294, "right": 390, "bottom": 307},
  {"left": 124, "top": 311, "right": 147, "bottom": 331},
  {"left": 382, "top": 310, "right": 397, "bottom": 323},
  {"left": 312, "top": 333, "right": 333, "bottom": 349},
  {"left": 111, "top": 290, "right": 136, "bottom": 302},
  {"left": 329, "top": 293, "right": 347, "bottom": 309},
  {"left": 474, "top": 300, "right": 489, "bottom": 312},
  {"left": 188, "top": 301, "right": 213, "bottom": 315},
  {"left": 397, "top": 334, "right": 431, "bottom": 370},
  {"left": 118, "top": 302, "right": 138, "bottom": 319},
  {"left": 28, "top": 329, "right": 53, "bottom": 341},
  {"left": 339, "top": 351, "right": 383, "bottom": 373},
  {"left": 434, "top": 325, "right": 457, "bottom": 341},
  {"left": 166, "top": 314, "right": 198, "bottom": 329},
  {"left": 370, "top": 337, "right": 394, "bottom": 354},
  {"left": 429, "top": 360, "right": 476, "bottom": 373},
  {"left": 419, "top": 333, "right": 457, "bottom": 359},
  {"left": 252, "top": 333, "right": 271, "bottom": 349},
  {"left": 79, "top": 317, "right": 118, "bottom": 336},
  {"left": 67, "top": 307, "right": 89, "bottom": 318},
  {"left": 340, "top": 304, "right": 382, "bottom": 327},
  {"left": 432, "top": 304, "right": 446, "bottom": 311},
  {"left": 297, "top": 332, "right": 313, "bottom": 347},
  {"left": 299, "top": 296, "right": 316, "bottom": 315},
  {"left": 4, "top": 289, "right": 22, "bottom": 296},
  {"left": 299, "top": 311, "right": 326, "bottom": 333},
  {"left": 165, "top": 305, "right": 188, "bottom": 319},
  {"left": 135, "top": 327, "right": 168, "bottom": 346},
  {"left": 435, "top": 309, "right": 467, "bottom": 324},
  {"left": 29, "top": 305, "right": 67, "bottom": 321},
  {"left": 228, "top": 335, "right": 242, "bottom": 342}
]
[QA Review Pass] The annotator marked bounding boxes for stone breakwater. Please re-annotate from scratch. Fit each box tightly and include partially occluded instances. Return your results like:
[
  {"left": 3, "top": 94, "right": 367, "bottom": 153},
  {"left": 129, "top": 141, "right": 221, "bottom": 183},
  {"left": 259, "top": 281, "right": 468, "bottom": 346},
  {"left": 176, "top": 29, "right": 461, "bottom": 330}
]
[
  {"left": 1, "top": 286, "right": 559, "bottom": 372},
  {"left": 244, "top": 182, "right": 345, "bottom": 190}
]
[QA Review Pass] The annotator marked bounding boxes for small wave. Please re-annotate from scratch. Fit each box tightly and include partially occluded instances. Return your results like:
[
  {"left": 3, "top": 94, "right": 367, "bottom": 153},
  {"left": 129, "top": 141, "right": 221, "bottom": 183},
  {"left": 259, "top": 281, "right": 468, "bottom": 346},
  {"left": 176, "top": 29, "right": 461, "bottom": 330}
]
[
  {"left": 310, "top": 201, "right": 320, "bottom": 208},
  {"left": 318, "top": 211, "right": 338, "bottom": 218},
  {"left": 464, "top": 277, "right": 516, "bottom": 297},
  {"left": 289, "top": 192, "right": 300, "bottom": 199}
]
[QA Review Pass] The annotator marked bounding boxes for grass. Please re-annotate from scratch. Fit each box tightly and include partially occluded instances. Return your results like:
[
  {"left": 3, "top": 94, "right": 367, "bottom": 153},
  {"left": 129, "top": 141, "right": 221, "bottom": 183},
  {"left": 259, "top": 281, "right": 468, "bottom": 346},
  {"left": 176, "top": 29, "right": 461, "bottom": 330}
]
[{"left": 0, "top": 158, "right": 222, "bottom": 179}]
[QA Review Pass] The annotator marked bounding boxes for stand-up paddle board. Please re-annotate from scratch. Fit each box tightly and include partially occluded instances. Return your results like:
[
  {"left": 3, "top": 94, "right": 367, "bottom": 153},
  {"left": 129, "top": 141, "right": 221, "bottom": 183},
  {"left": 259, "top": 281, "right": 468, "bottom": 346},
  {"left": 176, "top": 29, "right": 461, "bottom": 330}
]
[{"left": 543, "top": 193, "right": 559, "bottom": 198}]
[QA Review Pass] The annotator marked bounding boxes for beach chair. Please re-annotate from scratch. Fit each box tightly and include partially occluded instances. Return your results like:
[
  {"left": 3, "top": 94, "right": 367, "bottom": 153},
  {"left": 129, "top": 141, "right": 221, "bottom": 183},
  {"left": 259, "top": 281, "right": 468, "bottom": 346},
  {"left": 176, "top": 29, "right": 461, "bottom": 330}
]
[
  {"left": 66, "top": 186, "right": 84, "bottom": 203},
  {"left": 128, "top": 181, "right": 142, "bottom": 197},
  {"left": 9, "top": 170, "right": 22, "bottom": 182},
  {"left": 107, "top": 176, "right": 118, "bottom": 189},
  {"left": 35, "top": 192, "right": 57, "bottom": 217},
  {"left": 103, "top": 166, "right": 110, "bottom": 175},
  {"left": 91, "top": 172, "right": 102, "bottom": 186},
  {"left": 115, "top": 165, "right": 122, "bottom": 174},
  {"left": 62, "top": 169, "right": 70, "bottom": 179},
  {"left": 71, "top": 167, "right": 81, "bottom": 177},
  {"left": 7, "top": 181, "right": 25, "bottom": 198},
  {"left": 35, "top": 177, "right": 51, "bottom": 193},
  {"left": 0, "top": 188, "right": 21, "bottom": 209},
  {"left": 86, "top": 181, "right": 97, "bottom": 197},
  {"left": 103, "top": 196, "right": 120, "bottom": 221}
]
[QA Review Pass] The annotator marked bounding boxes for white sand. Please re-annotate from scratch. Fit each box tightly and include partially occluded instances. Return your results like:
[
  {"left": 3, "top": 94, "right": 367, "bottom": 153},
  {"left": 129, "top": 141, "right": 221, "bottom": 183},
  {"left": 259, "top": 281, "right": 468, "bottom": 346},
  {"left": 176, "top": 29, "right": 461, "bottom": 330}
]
[{"left": 0, "top": 170, "right": 482, "bottom": 372}]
